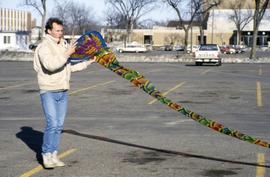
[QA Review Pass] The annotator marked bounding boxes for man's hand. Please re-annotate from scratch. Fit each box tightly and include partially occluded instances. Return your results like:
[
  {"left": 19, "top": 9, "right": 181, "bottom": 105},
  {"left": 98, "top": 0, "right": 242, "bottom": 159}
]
[
  {"left": 86, "top": 56, "right": 96, "bottom": 65},
  {"left": 65, "top": 42, "right": 77, "bottom": 56}
]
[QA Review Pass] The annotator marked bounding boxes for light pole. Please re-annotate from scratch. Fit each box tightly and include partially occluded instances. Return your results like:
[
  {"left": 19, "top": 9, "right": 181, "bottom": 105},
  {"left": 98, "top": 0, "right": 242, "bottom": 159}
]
[
  {"left": 262, "top": 31, "right": 265, "bottom": 46},
  {"left": 211, "top": 7, "right": 215, "bottom": 43},
  {"left": 247, "top": 32, "right": 251, "bottom": 47},
  {"left": 190, "top": 0, "right": 193, "bottom": 50}
]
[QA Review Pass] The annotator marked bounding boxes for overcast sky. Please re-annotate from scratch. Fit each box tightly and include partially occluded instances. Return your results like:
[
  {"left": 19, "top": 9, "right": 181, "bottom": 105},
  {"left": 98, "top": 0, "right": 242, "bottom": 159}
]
[{"left": 1, "top": 0, "right": 176, "bottom": 25}]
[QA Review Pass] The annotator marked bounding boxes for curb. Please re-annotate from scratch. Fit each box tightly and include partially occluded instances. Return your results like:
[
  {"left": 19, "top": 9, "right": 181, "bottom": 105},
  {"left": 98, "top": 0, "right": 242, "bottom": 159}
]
[
  {"left": 1, "top": 51, "right": 270, "bottom": 63},
  {"left": 0, "top": 51, "right": 34, "bottom": 62}
]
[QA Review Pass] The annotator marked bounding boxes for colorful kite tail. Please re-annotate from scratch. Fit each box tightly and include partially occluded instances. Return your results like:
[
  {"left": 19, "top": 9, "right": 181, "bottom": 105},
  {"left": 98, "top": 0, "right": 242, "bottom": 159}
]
[
  {"left": 94, "top": 47, "right": 270, "bottom": 149},
  {"left": 69, "top": 31, "right": 270, "bottom": 149}
]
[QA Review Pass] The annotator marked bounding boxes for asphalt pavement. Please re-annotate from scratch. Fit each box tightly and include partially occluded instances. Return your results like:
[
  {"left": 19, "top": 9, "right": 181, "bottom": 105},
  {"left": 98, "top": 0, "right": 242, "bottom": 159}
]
[{"left": 0, "top": 61, "right": 270, "bottom": 177}]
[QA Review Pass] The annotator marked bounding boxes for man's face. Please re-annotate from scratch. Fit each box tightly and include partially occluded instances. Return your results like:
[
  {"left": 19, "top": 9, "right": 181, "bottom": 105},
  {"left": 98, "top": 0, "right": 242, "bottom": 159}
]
[{"left": 48, "top": 22, "right": 63, "bottom": 39}]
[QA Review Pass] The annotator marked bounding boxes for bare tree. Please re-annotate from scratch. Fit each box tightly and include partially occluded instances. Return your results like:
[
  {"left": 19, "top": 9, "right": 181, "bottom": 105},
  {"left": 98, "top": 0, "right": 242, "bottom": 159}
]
[
  {"left": 165, "top": 0, "right": 221, "bottom": 53},
  {"left": 53, "top": 0, "right": 72, "bottom": 29},
  {"left": 105, "top": 0, "right": 157, "bottom": 44},
  {"left": 23, "top": 0, "right": 47, "bottom": 40},
  {"left": 53, "top": 0, "right": 98, "bottom": 35},
  {"left": 106, "top": 11, "right": 127, "bottom": 28},
  {"left": 250, "top": 0, "right": 270, "bottom": 59},
  {"left": 228, "top": 1, "right": 253, "bottom": 45},
  {"left": 195, "top": 11, "right": 206, "bottom": 45},
  {"left": 196, "top": 1, "right": 220, "bottom": 45},
  {"left": 138, "top": 19, "right": 168, "bottom": 29},
  {"left": 165, "top": 33, "right": 184, "bottom": 45}
]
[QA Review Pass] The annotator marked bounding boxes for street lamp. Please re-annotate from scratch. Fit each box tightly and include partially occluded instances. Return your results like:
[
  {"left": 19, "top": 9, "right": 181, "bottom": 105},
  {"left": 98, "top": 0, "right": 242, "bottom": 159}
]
[
  {"left": 211, "top": 5, "right": 215, "bottom": 43},
  {"left": 262, "top": 31, "right": 266, "bottom": 46},
  {"left": 190, "top": 0, "right": 193, "bottom": 51},
  {"left": 210, "top": 1, "right": 218, "bottom": 44},
  {"left": 247, "top": 32, "right": 251, "bottom": 47}
]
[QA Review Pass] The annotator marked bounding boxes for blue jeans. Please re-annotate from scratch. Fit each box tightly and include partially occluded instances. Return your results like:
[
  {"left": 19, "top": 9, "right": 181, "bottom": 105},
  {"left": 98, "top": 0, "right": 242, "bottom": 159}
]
[{"left": 40, "top": 90, "right": 68, "bottom": 154}]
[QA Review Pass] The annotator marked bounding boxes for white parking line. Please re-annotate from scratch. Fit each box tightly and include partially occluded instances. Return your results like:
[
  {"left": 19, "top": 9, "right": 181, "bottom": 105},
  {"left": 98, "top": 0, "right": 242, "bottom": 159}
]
[
  {"left": 148, "top": 82, "right": 186, "bottom": 105},
  {"left": 258, "top": 66, "right": 262, "bottom": 76},
  {"left": 0, "top": 82, "right": 33, "bottom": 91},
  {"left": 165, "top": 119, "right": 193, "bottom": 125},
  {"left": 256, "top": 81, "right": 263, "bottom": 107},
  {"left": 69, "top": 80, "right": 115, "bottom": 95},
  {"left": 200, "top": 69, "right": 211, "bottom": 75},
  {"left": 144, "top": 69, "right": 164, "bottom": 74}
]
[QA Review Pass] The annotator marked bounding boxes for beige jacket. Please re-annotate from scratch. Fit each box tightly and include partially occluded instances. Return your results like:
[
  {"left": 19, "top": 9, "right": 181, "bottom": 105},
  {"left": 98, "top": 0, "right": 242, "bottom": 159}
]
[{"left": 33, "top": 34, "right": 88, "bottom": 91}]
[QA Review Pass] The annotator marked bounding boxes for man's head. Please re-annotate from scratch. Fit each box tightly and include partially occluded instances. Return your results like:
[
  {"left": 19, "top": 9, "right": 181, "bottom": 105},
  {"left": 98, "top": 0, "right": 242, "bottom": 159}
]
[{"left": 45, "top": 18, "right": 64, "bottom": 39}]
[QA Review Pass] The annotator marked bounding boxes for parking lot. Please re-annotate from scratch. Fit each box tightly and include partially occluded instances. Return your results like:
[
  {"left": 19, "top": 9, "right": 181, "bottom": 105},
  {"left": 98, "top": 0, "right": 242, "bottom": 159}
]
[{"left": 0, "top": 61, "right": 270, "bottom": 177}]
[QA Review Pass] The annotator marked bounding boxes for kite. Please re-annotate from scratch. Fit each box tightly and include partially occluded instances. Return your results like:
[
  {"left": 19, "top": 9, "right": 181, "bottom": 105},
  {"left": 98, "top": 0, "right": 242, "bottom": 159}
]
[{"left": 68, "top": 31, "right": 270, "bottom": 149}]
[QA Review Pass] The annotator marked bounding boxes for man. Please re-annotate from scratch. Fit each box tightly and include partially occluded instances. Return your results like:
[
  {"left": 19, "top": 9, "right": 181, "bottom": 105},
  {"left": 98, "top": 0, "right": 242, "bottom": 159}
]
[{"left": 33, "top": 18, "right": 95, "bottom": 168}]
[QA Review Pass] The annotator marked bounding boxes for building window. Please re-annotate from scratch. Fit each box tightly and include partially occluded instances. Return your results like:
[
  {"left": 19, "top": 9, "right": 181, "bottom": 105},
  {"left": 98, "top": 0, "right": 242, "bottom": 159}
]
[{"left": 4, "top": 36, "right": 11, "bottom": 44}]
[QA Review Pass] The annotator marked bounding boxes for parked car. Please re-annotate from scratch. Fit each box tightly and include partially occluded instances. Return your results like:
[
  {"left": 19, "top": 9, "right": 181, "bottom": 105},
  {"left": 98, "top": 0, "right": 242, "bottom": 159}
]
[
  {"left": 29, "top": 43, "right": 38, "bottom": 50},
  {"left": 187, "top": 45, "right": 199, "bottom": 54},
  {"left": 194, "top": 44, "right": 221, "bottom": 66},
  {"left": 232, "top": 46, "right": 245, "bottom": 53},
  {"left": 220, "top": 46, "right": 229, "bottom": 54},
  {"left": 174, "top": 45, "right": 185, "bottom": 51},
  {"left": 220, "top": 45, "right": 236, "bottom": 54},
  {"left": 116, "top": 42, "right": 147, "bottom": 53},
  {"left": 164, "top": 44, "right": 173, "bottom": 51},
  {"left": 29, "top": 41, "right": 41, "bottom": 50}
]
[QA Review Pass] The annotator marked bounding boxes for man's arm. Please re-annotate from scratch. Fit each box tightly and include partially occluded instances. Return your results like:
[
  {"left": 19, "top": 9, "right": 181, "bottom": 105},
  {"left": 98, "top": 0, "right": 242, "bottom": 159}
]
[
  {"left": 70, "top": 58, "right": 96, "bottom": 72},
  {"left": 38, "top": 42, "right": 77, "bottom": 72}
]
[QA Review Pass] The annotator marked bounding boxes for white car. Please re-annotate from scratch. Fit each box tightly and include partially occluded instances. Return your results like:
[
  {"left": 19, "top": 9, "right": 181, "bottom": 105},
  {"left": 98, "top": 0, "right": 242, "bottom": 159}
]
[
  {"left": 187, "top": 45, "right": 199, "bottom": 54},
  {"left": 116, "top": 42, "right": 147, "bottom": 53},
  {"left": 194, "top": 44, "right": 222, "bottom": 66}
]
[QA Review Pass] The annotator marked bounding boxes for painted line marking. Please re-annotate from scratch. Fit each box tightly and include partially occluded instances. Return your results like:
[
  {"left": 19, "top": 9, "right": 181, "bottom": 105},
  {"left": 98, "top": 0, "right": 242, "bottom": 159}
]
[
  {"left": 86, "top": 68, "right": 106, "bottom": 73},
  {"left": 256, "top": 153, "right": 265, "bottom": 177},
  {"left": 69, "top": 80, "right": 115, "bottom": 95},
  {"left": 20, "top": 148, "right": 77, "bottom": 177},
  {"left": 0, "top": 82, "right": 33, "bottom": 91},
  {"left": 144, "top": 69, "right": 163, "bottom": 74},
  {"left": 200, "top": 69, "right": 211, "bottom": 75},
  {"left": 148, "top": 81, "right": 186, "bottom": 105},
  {"left": 256, "top": 81, "right": 263, "bottom": 107},
  {"left": 86, "top": 70, "right": 96, "bottom": 74},
  {"left": 258, "top": 66, "right": 262, "bottom": 76},
  {"left": 165, "top": 119, "right": 193, "bottom": 125},
  {"left": 210, "top": 70, "right": 262, "bottom": 79}
]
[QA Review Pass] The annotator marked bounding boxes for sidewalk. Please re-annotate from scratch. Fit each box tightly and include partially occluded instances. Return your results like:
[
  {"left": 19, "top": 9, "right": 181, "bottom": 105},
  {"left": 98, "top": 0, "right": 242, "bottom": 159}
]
[
  {"left": 1, "top": 50, "right": 270, "bottom": 63},
  {"left": 0, "top": 50, "right": 34, "bottom": 62}
]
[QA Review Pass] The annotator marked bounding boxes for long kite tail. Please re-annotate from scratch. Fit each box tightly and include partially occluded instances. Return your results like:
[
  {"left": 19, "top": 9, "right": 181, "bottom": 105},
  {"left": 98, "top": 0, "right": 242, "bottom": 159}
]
[
  {"left": 69, "top": 31, "right": 270, "bottom": 149},
  {"left": 93, "top": 47, "right": 270, "bottom": 149}
]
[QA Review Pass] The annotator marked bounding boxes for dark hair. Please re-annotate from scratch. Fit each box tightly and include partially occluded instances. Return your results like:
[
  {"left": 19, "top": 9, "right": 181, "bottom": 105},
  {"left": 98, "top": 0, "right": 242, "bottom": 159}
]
[{"left": 45, "top": 18, "right": 63, "bottom": 34}]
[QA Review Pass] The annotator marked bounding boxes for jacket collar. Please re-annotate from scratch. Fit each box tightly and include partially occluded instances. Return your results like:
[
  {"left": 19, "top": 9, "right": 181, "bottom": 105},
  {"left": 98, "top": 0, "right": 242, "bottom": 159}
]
[{"left": 45, "top": 34, "right": 63, "bottom": 44}]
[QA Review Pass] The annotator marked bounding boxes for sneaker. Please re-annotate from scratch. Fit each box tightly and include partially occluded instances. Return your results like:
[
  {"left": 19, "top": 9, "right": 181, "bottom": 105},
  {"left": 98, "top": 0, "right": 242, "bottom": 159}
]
[
  {"left": 52, "top": 151, "right": 65, "bottom": 167},
  {"left": 42, "top": 153, "right": 55, "bottom": 168}
]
